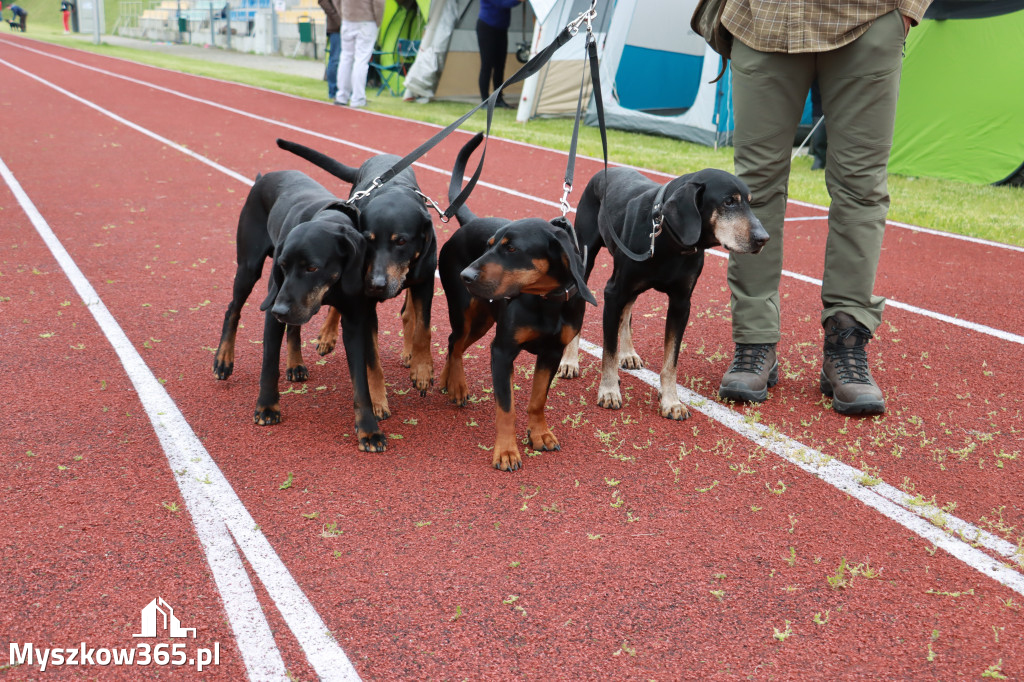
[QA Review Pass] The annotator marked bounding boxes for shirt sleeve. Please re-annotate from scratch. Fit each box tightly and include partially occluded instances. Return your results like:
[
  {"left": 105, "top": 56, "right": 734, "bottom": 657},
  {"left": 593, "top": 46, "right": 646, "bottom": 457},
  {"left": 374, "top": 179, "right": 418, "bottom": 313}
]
[{"left": 898, "top": 0, "right": 934, "bottom": 25}]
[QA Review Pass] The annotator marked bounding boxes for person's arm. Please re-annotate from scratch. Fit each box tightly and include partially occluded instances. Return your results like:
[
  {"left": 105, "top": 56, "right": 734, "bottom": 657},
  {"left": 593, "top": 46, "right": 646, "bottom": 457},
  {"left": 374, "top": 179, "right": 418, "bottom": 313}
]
[
  {"left": 317, "top": 0, "right": 339, "bottom": 28},
  {"left": 898, "top": 0, "right": 933, "bottom": 33}
]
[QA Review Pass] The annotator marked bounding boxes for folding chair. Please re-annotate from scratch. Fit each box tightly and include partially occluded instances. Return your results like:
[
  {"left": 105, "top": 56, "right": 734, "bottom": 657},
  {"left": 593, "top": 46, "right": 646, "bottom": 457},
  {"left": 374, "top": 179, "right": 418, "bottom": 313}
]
[{"left": 369, "top": 38, "right": 420, "bottom": 96}]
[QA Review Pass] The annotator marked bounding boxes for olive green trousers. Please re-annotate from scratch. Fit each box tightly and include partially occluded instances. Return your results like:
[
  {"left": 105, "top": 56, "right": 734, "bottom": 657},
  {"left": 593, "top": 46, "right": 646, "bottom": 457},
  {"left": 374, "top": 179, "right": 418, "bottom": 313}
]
[{"left": 727, "top": 10, "right": 906, "bottom": 343}]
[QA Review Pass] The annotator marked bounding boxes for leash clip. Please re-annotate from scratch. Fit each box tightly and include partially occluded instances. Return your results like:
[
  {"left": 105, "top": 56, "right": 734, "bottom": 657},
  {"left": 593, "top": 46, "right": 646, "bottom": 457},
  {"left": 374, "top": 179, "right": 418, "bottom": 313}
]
[
  {"left": 567, "top": 5, "right": 596, "bottom": 36},
  {"left": 649, "top": 209, "right": 664, "bottom": 257},
  {"left": 559, "top": 182, "right": 572, "bottom": 218},
  {"left": 416, "top": 190, "right": 450, "bottom": 223},
  {"left": 349, "top": 176, "right": 383, "bottom": 203}
]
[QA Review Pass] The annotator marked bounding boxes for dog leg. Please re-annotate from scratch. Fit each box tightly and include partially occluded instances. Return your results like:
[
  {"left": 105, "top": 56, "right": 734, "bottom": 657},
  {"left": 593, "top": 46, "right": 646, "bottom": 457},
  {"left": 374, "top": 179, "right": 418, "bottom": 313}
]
[
  {"left": 254, "top": 310, "right": 286, "bottom": 425},
  {"left": 597, "top": 287, "right": 628, "bottom": 410},
  {"left": 526, "top": 352, "right": 561, "bottom": 452},
  {"left": 556, "top": 333, "right": 581, "bottom": 379},
  {"left": 616, "top": 300, "right": 644, "bottom": 370},
  {"left": 659, "top": 295, "right": 691, "bottom": 420},
  {"left": 440, "top": 299, "right": 493, "bottom": 407},
  {"left": 285, "top": 324, "right": 309, "bottom": 382},
  {"left": 214, "top": 259, "right": 265, "bottom": 380},
  {"left": 367, "top": 323, "right": 391, "bottom": 420},
  {"left": 402, "top": 284, "right": 434, "bottom": 395},
  {"left": 314, "top": 306, "right": 341, "bottom": 356},
  {"left": 491, "top": 346, "right": 521, "bottom": 471},
  {"left": 338, "top": 302, "right": 386, "bottom": 452}
]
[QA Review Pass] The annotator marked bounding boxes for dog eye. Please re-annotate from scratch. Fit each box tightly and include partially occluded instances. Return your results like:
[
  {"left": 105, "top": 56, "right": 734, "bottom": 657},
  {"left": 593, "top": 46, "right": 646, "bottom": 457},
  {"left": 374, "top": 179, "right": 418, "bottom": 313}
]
[
  {"left": 505, "top": 243, "right": 517, "bottom": 253},
  {"left": 724, "top": 196, "right": 738, "bottom": 207},
  {"left": 306, "top": 265, "right": 319, "bottom": 273},
  {"left": 395, "top": 237, "right": 407, "bottom": 246}
]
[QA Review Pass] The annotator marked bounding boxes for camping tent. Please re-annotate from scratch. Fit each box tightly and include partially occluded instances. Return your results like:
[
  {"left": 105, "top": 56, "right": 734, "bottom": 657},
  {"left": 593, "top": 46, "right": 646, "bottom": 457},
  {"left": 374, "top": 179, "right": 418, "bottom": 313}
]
[
  {"left": 402, "top": 0, "right": 539, "bottom": 102},
  {"left": 889, "top": 0, "right": 1024, "bottom": 185}
]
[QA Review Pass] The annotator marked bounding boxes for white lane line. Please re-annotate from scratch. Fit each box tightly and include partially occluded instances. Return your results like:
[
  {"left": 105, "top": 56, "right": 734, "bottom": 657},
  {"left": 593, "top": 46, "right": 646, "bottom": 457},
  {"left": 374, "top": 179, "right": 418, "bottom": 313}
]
[
  {"left": 8, "top": 50, "right": 1024, "bottom": 605},
  {"left": 1, "top": 156, "right": 286, "bottom": 681},
  {"left": 703, "top": 249, "right": 1024, "bottom": 345},
  {"left": 10, "top": 39, "right": 1024, "bottom": 255},
  {"left": 576, "top": 340, "right": 1024, "bottom": 596},
  {"left": 0, "top": 77, "right": 361, "bottom": 682}
]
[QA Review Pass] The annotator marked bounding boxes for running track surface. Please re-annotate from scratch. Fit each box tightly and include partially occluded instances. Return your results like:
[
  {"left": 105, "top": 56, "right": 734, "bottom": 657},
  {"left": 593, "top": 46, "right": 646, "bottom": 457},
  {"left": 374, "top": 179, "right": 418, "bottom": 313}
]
[{"left": 2, "top": 36, "right": 1022, "bottom": 680}]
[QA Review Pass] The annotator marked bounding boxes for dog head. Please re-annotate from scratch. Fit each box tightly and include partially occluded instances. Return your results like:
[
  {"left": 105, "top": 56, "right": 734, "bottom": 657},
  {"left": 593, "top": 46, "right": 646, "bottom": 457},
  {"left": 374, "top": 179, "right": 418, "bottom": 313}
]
[
  {"left": 459, "top": 218, "right": 597, "bottom": 304},
  {"left": 360, "top": 191, "right": 435, "bottom": 300},
  {"left": 260, "top": 206, "right": 365, "bottom": 326},
  {"left": 659, "top": 168, "right": 768, "bottom": 254}
]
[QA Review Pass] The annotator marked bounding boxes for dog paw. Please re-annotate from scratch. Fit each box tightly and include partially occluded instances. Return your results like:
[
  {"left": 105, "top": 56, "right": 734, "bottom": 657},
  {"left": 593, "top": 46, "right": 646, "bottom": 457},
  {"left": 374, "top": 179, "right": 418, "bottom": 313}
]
[
  {"left": 528, "top": 428, "right": 560, "bottom": 452},
  {"left": 372, "top": 401, "right": 391, "bottom": 421},
  {"left": 253, "top": 404, "right": 281, "bottom": 425},
  {"left": 660, "top": 402, "right": 691, "bottom": 421},
  {"left": 409, "top": 362, "right": 433, "bottom": 396},
  {"left": 213, "top": 360, "right": 234, "bottom": 380},
  {"left": 314, "top": 334, "right": 337, "bottom": 356},
  {"left": 286, "top": 364, "right": 309, "bottom": 382},
  {"left": 492, "top": 446, "right": 522, "bottom": 472},
  {"left": 400, "top": 348, "right": 413, "bottom": 368},
  {"left": 357, "top": 430, "right": 388, "bottom": 453},
  {"left": 618, "top": 352, "right": 644, "bottom": 370},
  {"left": 556, "top": 361, "right": 580, "bottom": 379},
  {"left": 597, "top": 387, "right": 623, "bottom": 410}
]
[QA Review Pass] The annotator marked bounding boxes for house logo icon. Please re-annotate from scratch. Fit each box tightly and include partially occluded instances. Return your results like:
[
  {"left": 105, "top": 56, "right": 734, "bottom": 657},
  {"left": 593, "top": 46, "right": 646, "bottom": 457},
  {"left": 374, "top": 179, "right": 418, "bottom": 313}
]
[{"left": 132, "top": 597, "right": 197, "bottom": 639}]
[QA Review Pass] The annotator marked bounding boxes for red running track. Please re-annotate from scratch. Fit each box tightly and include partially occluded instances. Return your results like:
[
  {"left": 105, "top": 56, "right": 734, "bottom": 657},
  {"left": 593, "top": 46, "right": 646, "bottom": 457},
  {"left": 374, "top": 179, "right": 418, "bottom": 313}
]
[{"left": 1, "top": 35, "right": 1023, "bottom": 680}]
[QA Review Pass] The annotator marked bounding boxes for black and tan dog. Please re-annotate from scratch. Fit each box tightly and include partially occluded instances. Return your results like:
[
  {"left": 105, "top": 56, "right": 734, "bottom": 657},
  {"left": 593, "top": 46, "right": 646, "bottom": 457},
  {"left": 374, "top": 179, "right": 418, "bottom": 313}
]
[
  {"left": 276, "top": 139, "right": 437, "bottom": 420},
  {"left": 212, "top": 170, "right": 387, "bottom": 452},
  {"left": 558, "top": 167, "right": 769, "bottom": 420},
  {"left": 439, "top": 133, "right": 597, "bottom": 471}
]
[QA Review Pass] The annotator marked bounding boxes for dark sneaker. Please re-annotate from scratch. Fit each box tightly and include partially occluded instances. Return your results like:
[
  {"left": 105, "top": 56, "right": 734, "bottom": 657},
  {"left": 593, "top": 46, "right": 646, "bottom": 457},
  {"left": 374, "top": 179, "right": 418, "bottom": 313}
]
[
  {"left": 820, "top": 312, "right": 885, "bottom": 415},
  {"left": 719, "top": 343, "right": 778, "bottom": 403}
]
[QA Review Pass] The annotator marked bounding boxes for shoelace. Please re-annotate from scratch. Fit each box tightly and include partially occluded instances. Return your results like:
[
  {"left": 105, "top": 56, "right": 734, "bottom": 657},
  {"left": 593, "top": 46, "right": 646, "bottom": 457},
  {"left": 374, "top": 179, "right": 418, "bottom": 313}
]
[
  {"left": 729, "top": 344, "right": 773, "bottom": 374},
  {"left": 825, "top": 327, "right": 873, "bottom": 384}
]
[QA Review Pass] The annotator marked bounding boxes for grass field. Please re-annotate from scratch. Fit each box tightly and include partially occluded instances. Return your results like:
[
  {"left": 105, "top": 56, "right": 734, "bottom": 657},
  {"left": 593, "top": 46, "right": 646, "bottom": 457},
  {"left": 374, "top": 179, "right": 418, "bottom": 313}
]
[{"left": 9, "top": 13, "right": 1024, "bottom": 247}]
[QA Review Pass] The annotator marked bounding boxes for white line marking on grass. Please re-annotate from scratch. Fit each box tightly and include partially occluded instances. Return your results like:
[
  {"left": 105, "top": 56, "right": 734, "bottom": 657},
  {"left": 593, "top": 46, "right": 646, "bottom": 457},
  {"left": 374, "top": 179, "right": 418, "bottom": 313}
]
[
  {"left": 576, "top": 339, "right": 1024, "bottom": 595},
  {"left": 1, "top": 164, "right": 359, "bottom": 681},
  {"left": 702, "top": 249, "right": 1024, "bottom": 345},
  {"left": 9, "top": 52, "right": 1024, "bottom": 602}
]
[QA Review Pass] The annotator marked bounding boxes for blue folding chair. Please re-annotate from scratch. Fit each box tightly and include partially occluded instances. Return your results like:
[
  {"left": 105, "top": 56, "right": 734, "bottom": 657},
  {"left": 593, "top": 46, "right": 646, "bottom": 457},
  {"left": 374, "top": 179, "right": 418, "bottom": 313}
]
[{"left": 370, "top": 38, "right": 420, "bottom": 96}]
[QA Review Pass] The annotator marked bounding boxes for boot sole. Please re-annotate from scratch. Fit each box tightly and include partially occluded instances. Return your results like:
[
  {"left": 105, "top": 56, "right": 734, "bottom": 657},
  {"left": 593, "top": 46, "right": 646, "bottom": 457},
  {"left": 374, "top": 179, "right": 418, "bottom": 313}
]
[
  {"left": 819, "top": 370, "right": 886, "bottom": 415},
  {"left": 718, "top": 362, "right": 779, "bottom": 403}
]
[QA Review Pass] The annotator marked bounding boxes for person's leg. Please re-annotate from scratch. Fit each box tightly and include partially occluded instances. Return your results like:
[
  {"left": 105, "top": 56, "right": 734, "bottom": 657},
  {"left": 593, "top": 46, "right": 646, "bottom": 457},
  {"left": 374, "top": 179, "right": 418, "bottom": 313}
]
[
  {"left": 817, "top": 9, "right": 905, "bottom": 333},
  {"left": 336, "top": 22, "right": 357, "bottom": 104},
  {"left": 727, "top": 42, "right": 814, "bottom": 344},
  {"left": 348, "top": 21, "right": 377, "bottom": 107},
  {"left": 476, "top": 19, "right": 504, "bottom": 101},
  {"left": 719, "top": 42, "right": 813, "bottom": 403},
  {"left": 326, "top": 31, "right": 340, "bottom": 100},
  {"left": 491, "top": 27, "right": 509, "bottom": 98}
]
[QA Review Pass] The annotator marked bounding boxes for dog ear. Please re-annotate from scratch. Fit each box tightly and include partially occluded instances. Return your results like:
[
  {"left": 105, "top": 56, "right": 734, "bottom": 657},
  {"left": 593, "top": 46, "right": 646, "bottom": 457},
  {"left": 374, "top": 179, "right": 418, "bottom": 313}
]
[
  {"left": 336, "top": 227, "right": 367, "bottom": 297},
  {"left": 406, "top": 217, "right": 437, "bottom": 282},
  {"left": 662, "top": 182, "right": 705, "bottom": 247},
  {"left": 325, "top": 200, "right": 361, "bottom": 228},
  {"left": 551, "top": 226, "right": 598, "bottom": 306},
  {"left": 259, "top": 261, "right": 283, "bottom": 312}
]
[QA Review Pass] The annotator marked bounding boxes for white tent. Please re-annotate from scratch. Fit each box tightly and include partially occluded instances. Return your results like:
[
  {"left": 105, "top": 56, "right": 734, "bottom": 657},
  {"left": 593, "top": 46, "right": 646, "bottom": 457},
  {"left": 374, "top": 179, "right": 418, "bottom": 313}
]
[{"left": 404, "top": 0, "right": 734, "bottom": 146}]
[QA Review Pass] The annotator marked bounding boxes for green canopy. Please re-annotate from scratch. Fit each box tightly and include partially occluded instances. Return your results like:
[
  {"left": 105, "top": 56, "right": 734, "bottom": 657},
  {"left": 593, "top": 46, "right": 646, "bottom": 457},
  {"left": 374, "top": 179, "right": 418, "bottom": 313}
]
[{"left": 889, "top": 4, "right": 1024, "bottom": 185}]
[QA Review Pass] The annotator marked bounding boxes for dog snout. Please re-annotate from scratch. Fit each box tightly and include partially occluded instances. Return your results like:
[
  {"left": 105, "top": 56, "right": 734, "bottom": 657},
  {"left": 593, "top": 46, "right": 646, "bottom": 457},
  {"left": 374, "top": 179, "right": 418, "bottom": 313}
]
[
  {"left": 461, "top": 266, "right": 480, "bottom": 286},
  {"left": 750, "top": 220, "right": 770, "bottom": 253}
]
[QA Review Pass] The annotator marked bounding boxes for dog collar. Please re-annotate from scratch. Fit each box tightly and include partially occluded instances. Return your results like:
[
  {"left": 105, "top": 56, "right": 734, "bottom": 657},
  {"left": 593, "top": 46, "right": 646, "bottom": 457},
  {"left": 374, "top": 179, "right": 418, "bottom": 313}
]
[{"left": 541, "top": 282, "right": 579, "bottom": 302}]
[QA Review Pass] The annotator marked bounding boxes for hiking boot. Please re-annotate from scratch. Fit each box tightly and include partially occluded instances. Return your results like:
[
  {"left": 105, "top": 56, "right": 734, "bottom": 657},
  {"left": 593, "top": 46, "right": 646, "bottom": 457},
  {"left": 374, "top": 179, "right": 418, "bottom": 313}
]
[
  {"left": 719, "top": 343, "right": 778, "bottom": 403},
  {"left": 820, "top": 312, "right": 885, "bottom": 415}
]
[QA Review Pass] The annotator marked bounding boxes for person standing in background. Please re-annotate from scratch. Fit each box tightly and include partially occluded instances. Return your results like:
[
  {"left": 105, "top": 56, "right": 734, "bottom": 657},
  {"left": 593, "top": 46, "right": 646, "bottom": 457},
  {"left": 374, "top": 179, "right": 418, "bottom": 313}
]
[
  {"left": 335, "top": 0, "right": 384, "bottom": 108},
  {"left": 319, "top": 0, "right": 342, "bottom": 102},
  {"left": 717, "top": 0, "right": 932, "bottom": 415},
  {"left": 476, "top": 0, "right": 524, "bottom": 108},
  {"left": 60, "top": 0, "right": 74, "bottom": 33}
]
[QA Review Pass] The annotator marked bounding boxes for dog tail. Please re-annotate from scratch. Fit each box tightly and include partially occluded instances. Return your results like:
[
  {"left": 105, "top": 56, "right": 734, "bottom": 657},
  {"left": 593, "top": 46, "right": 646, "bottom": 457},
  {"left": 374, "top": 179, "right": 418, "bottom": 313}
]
[
  {"left": 276, "top": 139, "right": 359, "bottom": 185},
  {"left": 448, "top": 132, "right": 484, "bottom": 226}
]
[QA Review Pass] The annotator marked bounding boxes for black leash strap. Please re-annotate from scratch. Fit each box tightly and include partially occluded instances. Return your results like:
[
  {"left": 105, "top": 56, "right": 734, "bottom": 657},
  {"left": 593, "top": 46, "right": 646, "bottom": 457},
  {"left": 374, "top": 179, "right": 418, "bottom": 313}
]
[
  {"left": 607, "top": 182, "right": 668, "bottom": 262},
  {"left": 353, "top": 8, "right": 595, "bottom": 221}
]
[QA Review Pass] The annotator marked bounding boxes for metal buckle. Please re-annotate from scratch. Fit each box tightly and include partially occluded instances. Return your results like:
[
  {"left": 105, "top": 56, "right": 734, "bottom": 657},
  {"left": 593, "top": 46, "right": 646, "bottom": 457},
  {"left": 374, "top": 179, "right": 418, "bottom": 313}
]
[
  {"left": 649, "top": 212, "right": 663, "bottom": 257},
  {"left": 349, "top": 176, "right": 383, "bottom": 203},
  {"left": 559, "top": 182, "right": 572, "bottom": 218},
  {"left": 415, "top": 190, "right": 450, "bottom": 223}
]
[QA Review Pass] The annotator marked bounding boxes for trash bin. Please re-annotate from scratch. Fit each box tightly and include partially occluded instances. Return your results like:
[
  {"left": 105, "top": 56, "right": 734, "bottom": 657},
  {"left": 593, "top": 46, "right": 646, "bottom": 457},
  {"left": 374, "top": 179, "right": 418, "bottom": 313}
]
[
  {"left": 178, "top": 16, "right": 188, "bottom": 33},
  {"left": 296, "top": 16, "right": 316, "bottom": 59}
]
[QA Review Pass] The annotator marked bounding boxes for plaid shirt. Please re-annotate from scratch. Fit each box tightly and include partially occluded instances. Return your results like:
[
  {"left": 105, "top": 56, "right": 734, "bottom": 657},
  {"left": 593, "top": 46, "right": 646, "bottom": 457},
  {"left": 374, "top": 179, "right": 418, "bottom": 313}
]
[{"left": 722, "top": 0, "right": 933, "bottom": 53}]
